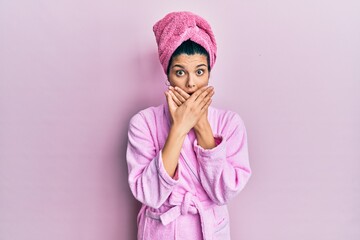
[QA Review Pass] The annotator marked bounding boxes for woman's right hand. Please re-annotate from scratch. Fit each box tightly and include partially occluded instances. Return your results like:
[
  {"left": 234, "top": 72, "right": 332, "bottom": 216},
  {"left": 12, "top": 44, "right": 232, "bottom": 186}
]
[{"left": 165, "top": 86, "right": 214, "bottom": 136}]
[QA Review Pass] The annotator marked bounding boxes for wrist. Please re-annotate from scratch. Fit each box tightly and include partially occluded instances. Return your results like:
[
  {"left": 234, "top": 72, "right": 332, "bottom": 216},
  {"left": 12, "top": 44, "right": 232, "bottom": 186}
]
[
  {"left": 194, "top": 119, "right": 210, "bottom": 133},
  {"left": 170, "top": 123, "right": 188, "bottom": 138},
  {"left": 193, "top": 121, "right": 216, "bottom": 150}
]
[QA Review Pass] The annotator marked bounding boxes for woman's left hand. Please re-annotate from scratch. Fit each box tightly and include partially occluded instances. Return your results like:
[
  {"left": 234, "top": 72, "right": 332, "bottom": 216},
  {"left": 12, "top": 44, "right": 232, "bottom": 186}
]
[{"left": 168, "top": 86, "right": 214, "bottom": 132}]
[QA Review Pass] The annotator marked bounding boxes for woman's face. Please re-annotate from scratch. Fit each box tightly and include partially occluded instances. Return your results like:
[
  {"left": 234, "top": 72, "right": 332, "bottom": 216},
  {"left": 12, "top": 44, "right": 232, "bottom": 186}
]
[{"left": 168, "top": 54, "right": 209, "bottom": 95}]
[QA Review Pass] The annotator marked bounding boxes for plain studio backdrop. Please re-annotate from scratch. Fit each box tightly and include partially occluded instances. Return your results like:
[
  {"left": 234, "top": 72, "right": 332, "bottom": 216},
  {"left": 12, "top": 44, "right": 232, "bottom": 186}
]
[{"left": 0, "top": 0, "right": 359, "bottom": 239}]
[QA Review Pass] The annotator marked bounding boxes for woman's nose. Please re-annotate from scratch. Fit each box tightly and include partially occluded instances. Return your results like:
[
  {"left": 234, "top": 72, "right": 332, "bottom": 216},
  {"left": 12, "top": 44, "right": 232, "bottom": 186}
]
[{"left": 186, "top": 75, "right": 196, "bottom": 88}]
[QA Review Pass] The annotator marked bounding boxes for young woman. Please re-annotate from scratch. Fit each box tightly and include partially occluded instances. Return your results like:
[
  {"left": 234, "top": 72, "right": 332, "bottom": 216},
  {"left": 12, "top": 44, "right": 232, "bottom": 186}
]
[{"left": 126, "top": 11, "right": 252, "bottom": 240}]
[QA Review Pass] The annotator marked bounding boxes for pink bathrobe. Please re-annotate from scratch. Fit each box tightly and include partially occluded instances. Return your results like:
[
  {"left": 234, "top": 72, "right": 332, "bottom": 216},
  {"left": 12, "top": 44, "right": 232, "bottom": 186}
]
[{"left": 126, "top": 102, "right": 251, "bottom": 240}]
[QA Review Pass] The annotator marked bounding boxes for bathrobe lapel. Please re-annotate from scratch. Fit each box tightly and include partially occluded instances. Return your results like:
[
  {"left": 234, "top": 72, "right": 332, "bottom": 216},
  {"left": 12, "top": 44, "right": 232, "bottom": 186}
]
[{"left": 180, "top": 131, "right": 201, "bottom": 183}]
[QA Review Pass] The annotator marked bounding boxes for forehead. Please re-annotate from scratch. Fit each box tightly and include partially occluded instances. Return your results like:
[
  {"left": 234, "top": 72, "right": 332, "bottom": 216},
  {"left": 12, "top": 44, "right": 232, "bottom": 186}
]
[{"left": 171, "top": 54, "right": 208, "bottom": 67}]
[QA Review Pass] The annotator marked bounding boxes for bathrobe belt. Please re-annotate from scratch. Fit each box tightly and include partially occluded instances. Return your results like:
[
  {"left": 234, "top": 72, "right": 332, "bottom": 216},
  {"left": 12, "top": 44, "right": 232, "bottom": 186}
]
[{"left": 160, "top": 192, "right": 212, "bottom": 240}]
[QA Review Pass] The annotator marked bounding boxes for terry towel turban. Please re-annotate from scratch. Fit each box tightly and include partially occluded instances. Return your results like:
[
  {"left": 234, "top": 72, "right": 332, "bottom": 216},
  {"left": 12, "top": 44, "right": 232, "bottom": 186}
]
[{"left": 153, "top": 11, "right": 217, "bottom": 74}]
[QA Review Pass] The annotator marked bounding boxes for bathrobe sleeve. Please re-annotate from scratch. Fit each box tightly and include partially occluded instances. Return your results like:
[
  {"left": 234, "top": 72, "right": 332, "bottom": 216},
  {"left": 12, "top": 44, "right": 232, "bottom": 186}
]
[
  {"left": 126, "top": 112, "right": 179, "bottom": 208},
  {"left": 193, "top": 112, "right": 251, "bottom": 205}
]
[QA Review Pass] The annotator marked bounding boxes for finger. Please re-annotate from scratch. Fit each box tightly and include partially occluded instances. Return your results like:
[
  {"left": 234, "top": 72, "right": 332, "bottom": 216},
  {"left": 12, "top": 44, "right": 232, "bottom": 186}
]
[
  {"left": 198, "top": 89, "right": 214, "bottom": 108},
  {"left": 198, "top": 92, "right": 213, "bottom": 110},
  {"left": 171, "top": 89, "right": 186, "bottom": 103},
  {"left": 194, "top": 86, "right": 214, "bottom": 103},
  {"left": 165, "top": 91, "right": 177, "bottom": 112},
  {"left": 174, "top": 86, "right": 190, "bottom": 100},
  {"left": 207, "top": 89, "right": 215, "bottom": 98},
  {"left": 200, "top": 98, "right": 212, "bottom": 111},
  {"left": 168, "top": 90, "right": 182, "bottom": 106},
  {"left": 189, "top": 92, "right": 212, "bottom": 116},
  {"left": 188, "top": 86, "right": 212, "bottom": 103}
]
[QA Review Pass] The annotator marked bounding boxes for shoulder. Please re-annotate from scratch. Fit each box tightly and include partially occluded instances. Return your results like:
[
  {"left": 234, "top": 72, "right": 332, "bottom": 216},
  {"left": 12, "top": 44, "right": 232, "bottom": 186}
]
[{"left": 129, "top": 104, "right": 164, "bottom": 128}]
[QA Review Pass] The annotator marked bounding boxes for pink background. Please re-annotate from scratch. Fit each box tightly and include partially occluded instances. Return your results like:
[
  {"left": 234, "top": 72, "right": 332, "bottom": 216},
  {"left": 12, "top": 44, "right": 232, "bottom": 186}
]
[{"left": 1, "top": 0, "right": 359, "bottom": 239}]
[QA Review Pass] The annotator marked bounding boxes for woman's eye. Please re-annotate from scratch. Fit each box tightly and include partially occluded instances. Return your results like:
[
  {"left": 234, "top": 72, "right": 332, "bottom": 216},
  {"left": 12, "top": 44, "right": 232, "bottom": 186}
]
[
  {"left": 176, "top": 70, "right": 185, "bottom": 76},
  {"left": 196, "top": 69, "right": 204, "bottom": 75}
]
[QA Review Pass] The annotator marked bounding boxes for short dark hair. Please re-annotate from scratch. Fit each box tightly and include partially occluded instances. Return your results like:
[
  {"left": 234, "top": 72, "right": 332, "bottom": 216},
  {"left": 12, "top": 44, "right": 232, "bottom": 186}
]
[{"left": 167, "top": 39, "right": 210, "bottom": 75}]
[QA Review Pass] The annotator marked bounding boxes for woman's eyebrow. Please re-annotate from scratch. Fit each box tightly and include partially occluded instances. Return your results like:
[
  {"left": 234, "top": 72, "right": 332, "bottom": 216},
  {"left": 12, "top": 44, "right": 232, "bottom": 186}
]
[
  {"left": 172, "top": 64, "right": 207, "bottom": 69},
  {"left": 172, "top": 64, "right": 185, "bottom": 69},
  {"left": 196, "top": 64, "right": 207, "bottom": 68}
]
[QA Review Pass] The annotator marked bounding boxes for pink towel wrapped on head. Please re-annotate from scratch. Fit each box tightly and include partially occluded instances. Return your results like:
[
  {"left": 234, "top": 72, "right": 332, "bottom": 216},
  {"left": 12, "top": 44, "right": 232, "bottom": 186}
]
[{"left": 153, "top": 11, "right": 217, "bottom": 74}]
